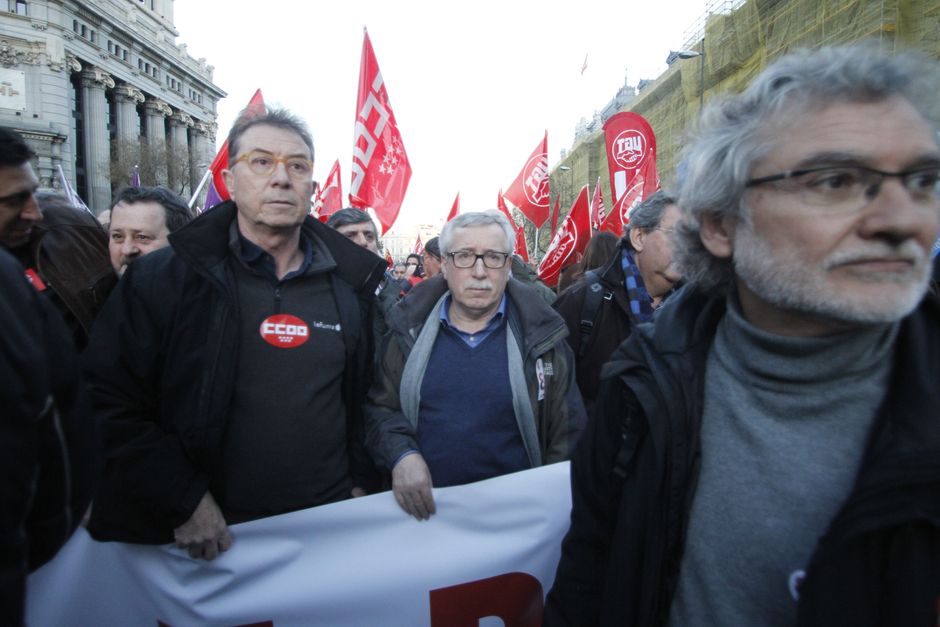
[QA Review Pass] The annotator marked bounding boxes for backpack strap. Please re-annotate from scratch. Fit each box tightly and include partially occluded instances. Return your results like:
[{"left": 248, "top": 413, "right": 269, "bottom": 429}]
[{"left": 578, "top": 270, "right": 613, "bottom": 358}]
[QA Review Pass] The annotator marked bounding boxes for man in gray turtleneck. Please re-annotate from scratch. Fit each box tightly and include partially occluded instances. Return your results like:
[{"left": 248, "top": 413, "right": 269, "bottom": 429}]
[{"left": 546, "top": 44, "right": 940, "bottom": 627}]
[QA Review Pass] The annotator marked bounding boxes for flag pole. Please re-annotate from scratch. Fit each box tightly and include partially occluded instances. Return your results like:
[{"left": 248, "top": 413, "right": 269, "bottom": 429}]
[
  {"left": 188, "top": 168, "right": 212, "bottom": 209},
  {"left": 531, "top": 224, "right": 540, "bottom": 262}
]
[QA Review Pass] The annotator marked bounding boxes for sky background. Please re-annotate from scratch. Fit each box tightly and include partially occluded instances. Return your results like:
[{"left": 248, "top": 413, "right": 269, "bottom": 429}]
[{"left": 174, "top": 0, "right": 708, "bottom": 229}]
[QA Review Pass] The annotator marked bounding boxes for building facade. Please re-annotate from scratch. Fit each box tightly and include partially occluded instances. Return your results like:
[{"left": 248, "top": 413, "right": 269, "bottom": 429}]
[{"left": 0, "top": 0, "right": 224, "bottom": 212}]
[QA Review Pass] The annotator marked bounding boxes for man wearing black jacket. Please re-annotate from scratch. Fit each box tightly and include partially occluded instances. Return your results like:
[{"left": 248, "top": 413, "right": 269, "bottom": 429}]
[
  {"left": 0, "top": 245, "right": 99, "bottom": 624},
  {"left": 546, "top": 45, "right": 940, "bottom": 626},
  {"left": 84, "top": 108, "right": 386, "bottom": 560}
]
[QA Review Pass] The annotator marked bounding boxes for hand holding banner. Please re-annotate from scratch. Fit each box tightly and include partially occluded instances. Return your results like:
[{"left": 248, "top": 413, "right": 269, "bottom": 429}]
[{"left": 349, "top": 29, "right": 412, "bottom": 235}]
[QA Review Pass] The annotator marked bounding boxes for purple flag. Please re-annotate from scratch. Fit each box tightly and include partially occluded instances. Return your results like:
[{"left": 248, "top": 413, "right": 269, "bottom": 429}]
[
  {"left": 202, "top": 179, "right": 223, "bottom": 214},
  {"left": 131, "top": 165, "right": 141, "bottom": 188}
]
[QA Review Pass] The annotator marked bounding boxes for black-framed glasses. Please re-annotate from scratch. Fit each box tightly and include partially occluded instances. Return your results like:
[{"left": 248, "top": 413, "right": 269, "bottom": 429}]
[
  {"left": 447, "top": 250, "right": 511, "bottom": 269},
  {"left": 745, "top": 164, "right": 940, "bottom": 211}
]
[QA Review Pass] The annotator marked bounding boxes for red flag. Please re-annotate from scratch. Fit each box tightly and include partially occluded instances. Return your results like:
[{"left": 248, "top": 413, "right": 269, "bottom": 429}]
[
  {"left": 602, "top": 112, "right": 659, "bottom": 235},
  {"left": 590, "top": 177, "right": 607, "bottom": 232},
  {"left": 446, "top": 192, "right": 460, "bottom": 222},
  {"left": 538, "top": 184, "right": 591, "bottom": 287},
  {"left": 207, "top": 89, "right": 265, "bottom": 208},
  {"left": 349, "top": 29, "right": 412, "bottom": 235},
  {"left": 504, "top": 132, "right": 550, "bottom": 228},
  {"left": 599, "top": 173, "right": 645, "bottom": 235},
  {"left": 497, "top": 191, "right": 528, "bottom": 263},
  {"left": 316, "top": 160, "right": 343, "bottom": 221},
  {"left": 385, "top": 249, "right": 394, "bottom": 269},
  {"left": 413, "top": 235, "right": 424, "bottom": 256},
  {"left": 549, "top": 196, "right": 560, "bottom": 234}
]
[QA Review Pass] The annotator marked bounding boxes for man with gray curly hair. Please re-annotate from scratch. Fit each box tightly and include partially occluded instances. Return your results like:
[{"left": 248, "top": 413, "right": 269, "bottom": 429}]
[
  {"left": 546, "top": 44, "right": 940, "bottom": 626},
  {"left": 365, "top": 210, "right": 586, "bottom": 521}
]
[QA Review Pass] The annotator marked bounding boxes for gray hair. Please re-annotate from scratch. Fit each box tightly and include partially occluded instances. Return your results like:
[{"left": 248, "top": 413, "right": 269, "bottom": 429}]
[
  {"left": 440, "top": 210, "right": 515, "bottom": 256},
  {"left": 623, "top": 190, "right": 676, "bottom": 250},
  {"left": 227, "top": 106, "right": 314, "bottom": 165},
  {"left": 675, "top": 43, "right": 940, "bottom": 291}
]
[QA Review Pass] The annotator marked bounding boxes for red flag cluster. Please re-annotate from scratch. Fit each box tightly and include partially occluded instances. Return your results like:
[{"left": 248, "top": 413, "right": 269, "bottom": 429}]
[
  {"left": 496, "top": 191, "right": 529, "bottom": 264},
  {"left": 349, "top": 29, "right": 412, "bottom": 235},
  {"left": 537, "top": 185, "right": 591, "bottom": 287}
]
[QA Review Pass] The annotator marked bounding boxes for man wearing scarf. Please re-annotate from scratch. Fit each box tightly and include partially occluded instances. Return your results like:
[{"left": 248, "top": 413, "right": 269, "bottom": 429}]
[{"left": 553, "top": 191, "right": 681, "bottom": 409}]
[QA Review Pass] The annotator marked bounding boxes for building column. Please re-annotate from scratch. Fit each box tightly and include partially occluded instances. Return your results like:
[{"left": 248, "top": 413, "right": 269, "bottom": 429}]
[
  {"left": 143, "top": 97, "right": 172, "bottom": 185},
  {"left": 168, "top": 110, "right": 194, "bottom": 196},
  {"left": 112, "top": 84, "right": 145, "bottom": 170},
  {"left": 192, "top": 120, "right": 215, "bottom": 193},
  {"left": 79, "top": 67, "right": 115, "bottom": 212}
]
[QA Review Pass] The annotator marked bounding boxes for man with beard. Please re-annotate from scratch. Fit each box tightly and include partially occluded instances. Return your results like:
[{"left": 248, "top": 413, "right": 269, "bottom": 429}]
[
  {"left": 546, "top": 45, "right": 940, "bottom": 626},
  {"left": 553, "top": 191, "right": 681, "bottom": 409},
  {"left": 0, "top": 127, "right": 116, "bottom": 349}
]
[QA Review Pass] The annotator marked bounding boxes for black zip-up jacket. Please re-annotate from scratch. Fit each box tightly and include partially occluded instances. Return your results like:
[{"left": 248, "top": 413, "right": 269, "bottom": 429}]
[
  {"left": 1, "top": 249, "right": 100, "bottom": 625},
  {"left": 552, "top": 241, "right": 637, "bottom": 408},
  {"left": 545, "top": 285, "right": 940, "bottom": 626},
  {"left": 84, "top": 202, "right": 386, "bottom": 544}
]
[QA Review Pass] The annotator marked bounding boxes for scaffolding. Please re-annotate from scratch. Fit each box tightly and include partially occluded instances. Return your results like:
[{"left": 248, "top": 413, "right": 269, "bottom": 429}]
[{"left": 550, "top": 0, "right": 940, "bottom": 215}]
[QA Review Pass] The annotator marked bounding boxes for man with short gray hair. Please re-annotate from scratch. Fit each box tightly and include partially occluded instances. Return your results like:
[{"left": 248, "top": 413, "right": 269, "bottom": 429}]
[
  {"left": 365, "top": 210, "right": 586, "bottom": 520},
  {"left": 553, "top": 190, "right": 681, "bottom": 407},
  {"left": 547, "top": 44, "right": 940, "bottom": 626},
  {"left": 84, "top": 107, "right": 387, "bottom": 560}
]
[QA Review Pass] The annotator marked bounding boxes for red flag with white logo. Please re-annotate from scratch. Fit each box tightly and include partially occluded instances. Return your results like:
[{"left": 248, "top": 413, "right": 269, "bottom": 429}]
[
  {"left": 598, "top": 173, "right": 645, "bottom": 235},
  {"left": 207, "top": 89, "right": 265, "bottom": 208},
  {"left": 590, "top": 177, "right": 607, "bottom": 232},
  {"left": 504, "top": 132, "right": 550, "bottom": 228},
  {"left": 349, "top": 29, "right": 412, "bottom": 235},
  {"left": 497, "top": 191, "right": 528, "bottom": 263},
  {"left": 602, "top": 112, "right": 659, "bottom": 234},
  {"left": 316, "top": 159, "right": 343, "bottom": 221},
  {"left": 538, "top": 184, "right": 591, "bottom": 287},
  {"left": 446, "top": 192, "right": 460, "bottom": 222}
]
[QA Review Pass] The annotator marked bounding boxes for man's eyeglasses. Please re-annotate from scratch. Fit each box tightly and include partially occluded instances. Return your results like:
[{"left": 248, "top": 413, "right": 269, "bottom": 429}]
[
  {"left": 745, "top": 164, "right": 940, "bottom": 211},
  {"left": 447, "top": 250, "right": 511, "bottom": 269},
  {"left": 231, "top": 151, "right": 313, "bottom": 179}
]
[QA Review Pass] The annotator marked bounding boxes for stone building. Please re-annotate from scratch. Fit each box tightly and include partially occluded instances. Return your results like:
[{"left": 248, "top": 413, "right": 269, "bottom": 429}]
[{"left": 0, "top": 0, "right": 224, "bottom": 212}]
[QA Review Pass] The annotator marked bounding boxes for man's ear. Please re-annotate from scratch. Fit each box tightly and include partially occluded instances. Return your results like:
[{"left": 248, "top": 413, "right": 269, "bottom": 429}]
[
  {"left": 699, "top": 212, "right": 735, "bottom": 259},
  {"left": 222, "top": 169, "right": 235, "bottom": 203},
  {"left": 628, "top": 225, "right": 646, "bottom": 253}
]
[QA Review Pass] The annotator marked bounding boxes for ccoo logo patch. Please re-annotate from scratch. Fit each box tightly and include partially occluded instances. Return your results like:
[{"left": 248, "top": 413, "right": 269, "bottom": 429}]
[{"left": 260, "top": 314, "right": 310, "bottom": 349}]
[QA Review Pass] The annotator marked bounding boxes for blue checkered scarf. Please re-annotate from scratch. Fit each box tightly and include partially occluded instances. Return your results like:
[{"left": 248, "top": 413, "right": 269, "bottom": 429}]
[{"left": 621, "top": 248, "right": 655, "bottom": 323}]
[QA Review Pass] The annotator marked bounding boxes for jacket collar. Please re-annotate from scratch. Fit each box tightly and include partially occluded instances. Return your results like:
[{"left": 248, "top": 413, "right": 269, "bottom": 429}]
[
  {"left": 168, "top": 201, "right": 387, "bottom": 296},
  {"left": 390, "top": 274, "right": 568, "bottom": 352}
]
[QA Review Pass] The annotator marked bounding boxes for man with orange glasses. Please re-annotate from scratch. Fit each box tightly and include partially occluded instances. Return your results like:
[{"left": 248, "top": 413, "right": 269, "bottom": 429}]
[{"left": 84, "top": 107, "right": 387, "bottom": 560}]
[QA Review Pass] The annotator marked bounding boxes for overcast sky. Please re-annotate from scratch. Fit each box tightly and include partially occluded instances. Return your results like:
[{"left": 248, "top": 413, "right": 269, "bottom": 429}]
[{"left": 174, "top": 0, "right": 707, "bottom": 228}]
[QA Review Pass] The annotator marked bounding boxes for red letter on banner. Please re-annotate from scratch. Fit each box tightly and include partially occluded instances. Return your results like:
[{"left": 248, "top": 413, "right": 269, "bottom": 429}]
[{"left": 429, "top": 572, "right": 543, "bottom": 627}]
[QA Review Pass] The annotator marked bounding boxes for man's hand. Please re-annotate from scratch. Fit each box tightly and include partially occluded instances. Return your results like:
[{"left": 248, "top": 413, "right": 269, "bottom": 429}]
[
  {"left": 392, "top": 453, "right": 436, "bottom": 521},
  {"left": 173, "top": 491, "right": 232, "bottom": 560}
]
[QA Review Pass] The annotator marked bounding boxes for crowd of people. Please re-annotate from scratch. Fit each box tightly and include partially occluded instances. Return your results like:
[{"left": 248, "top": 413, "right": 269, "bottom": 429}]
[{"left": 2, "top": 43, "right": 939, "bottom": 625}]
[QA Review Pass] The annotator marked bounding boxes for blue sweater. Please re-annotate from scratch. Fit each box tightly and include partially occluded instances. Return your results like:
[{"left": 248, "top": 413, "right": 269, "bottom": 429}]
[{"left": 417, "top": 322, "right": 529, "bottom": 487}]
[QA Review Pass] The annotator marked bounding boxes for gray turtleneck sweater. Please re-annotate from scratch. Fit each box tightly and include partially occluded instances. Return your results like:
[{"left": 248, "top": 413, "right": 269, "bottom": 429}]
[{"left": 667, "top": 298, "right": 898, "bottom": 626}]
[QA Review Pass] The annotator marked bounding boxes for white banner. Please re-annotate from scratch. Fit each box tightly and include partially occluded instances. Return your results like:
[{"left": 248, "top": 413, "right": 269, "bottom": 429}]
[{"left": 27, "top": 462, "right": 572, "bottom": 627}]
